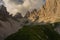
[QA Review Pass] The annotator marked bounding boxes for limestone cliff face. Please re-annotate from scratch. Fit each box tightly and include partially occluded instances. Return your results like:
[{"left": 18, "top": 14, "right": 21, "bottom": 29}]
[{"left": 28, "top": 0, "right": 60, "bottom": 23}]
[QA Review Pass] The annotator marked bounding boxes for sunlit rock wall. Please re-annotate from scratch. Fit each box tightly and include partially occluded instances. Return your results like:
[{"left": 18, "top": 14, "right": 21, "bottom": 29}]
[{"left": 28, "top": 0, "right": 60, "bottom": 23}]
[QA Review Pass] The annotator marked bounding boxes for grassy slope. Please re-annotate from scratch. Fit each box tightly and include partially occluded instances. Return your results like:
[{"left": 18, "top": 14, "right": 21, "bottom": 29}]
[{"left": 5, "top": 23, "right": 60, "bottom": 40}]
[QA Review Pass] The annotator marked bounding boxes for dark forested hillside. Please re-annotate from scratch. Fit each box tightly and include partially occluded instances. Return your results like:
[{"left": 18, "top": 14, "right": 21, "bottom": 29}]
[{"left": 5, "top": 23, "right": 60, "bottom": 40}]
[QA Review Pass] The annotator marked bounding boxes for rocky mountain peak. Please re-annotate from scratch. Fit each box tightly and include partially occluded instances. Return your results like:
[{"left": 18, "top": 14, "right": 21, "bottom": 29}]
[
  {"left": 13, "top": 13, "right": 23, "bottom": 19},
  {"left": 0, "top": 5, "right": 10, "bottom": 21},
  {"left": 27, "top": 0, "right": 60, "bottom": 23}
]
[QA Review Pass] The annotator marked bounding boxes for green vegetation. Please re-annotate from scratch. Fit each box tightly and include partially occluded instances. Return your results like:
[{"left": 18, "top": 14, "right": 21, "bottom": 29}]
[{"left": 5, "top": 23, "right": 60, "bottom": 40}]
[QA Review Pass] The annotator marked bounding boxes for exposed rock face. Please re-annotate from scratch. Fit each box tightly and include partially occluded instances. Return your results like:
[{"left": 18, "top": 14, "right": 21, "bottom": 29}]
[
  {"left": 27, "top": 0, "right": 60, "bottom": 23},
  {"left": 13, "top": 13, "right": 23, "bottom": 19},
  {"left": 0, "top": 5, "right": 10, "bottom": 21},
  {"left": 0, "top": 5, "right": 25, "bottom": 40}
]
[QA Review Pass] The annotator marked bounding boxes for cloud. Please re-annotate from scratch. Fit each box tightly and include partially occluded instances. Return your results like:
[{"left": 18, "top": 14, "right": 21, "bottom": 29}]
[
  {"left": 0, "top": 0, "right": 4, "bottom": 6},
  {"left": 3, "top": 0, "right": 46, "bottom": 17},
  {"left": 9, "top": 0, "right": 24, "bottom": 5}
]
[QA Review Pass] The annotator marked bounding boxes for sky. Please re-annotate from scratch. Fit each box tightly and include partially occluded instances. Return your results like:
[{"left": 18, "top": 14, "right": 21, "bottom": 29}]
[
  {"left": 0, "top": 0, "right": 4, "bottom": 6},
  {"left": 0, "top": 0, "right": 46, "bottom": 17}
]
